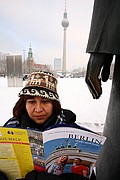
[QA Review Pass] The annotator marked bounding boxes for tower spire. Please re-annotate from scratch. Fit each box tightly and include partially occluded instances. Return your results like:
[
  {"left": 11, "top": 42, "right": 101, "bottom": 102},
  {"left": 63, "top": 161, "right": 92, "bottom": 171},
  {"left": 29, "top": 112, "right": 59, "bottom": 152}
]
[
  {"left": 27, "top": 43, "right": 34, "bottom": 74},
  {"left": 61, "top": 0, "right": 69, "bottom": 75},
  {"left": 65, "top": 0, "right": 66, "bottom": 12},
  {"left": 28, "top": 43, "right": 33, "bottom": 59}
]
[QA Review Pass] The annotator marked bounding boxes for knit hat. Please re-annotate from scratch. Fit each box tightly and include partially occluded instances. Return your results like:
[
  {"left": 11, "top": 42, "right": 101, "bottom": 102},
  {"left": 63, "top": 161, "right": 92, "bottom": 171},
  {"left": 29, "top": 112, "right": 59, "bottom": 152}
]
[{"left": 18, "top": 71, "right": 59, "bottom": 101}]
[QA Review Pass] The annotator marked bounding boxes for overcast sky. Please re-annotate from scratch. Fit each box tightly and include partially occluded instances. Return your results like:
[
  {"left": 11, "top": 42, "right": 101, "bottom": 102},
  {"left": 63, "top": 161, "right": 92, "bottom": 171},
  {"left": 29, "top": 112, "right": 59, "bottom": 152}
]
[{"left": 0, "top": 0, "right": 94, "bottom": 71}]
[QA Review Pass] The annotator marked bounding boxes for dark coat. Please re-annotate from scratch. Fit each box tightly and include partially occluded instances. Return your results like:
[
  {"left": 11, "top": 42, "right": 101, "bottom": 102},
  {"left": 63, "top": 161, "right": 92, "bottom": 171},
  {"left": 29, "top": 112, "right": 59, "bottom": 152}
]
[
  {"left": 0, "top": 170, "right": 89, "bottom": 180},
  {"left": 86, "top": 0, "right": 120, "bottom": 55},
  {"left": 24, "top": 171, "right": 89, "bottom": 180},
  {"left": 3, "top": 109, "right": 76, "bottom": 131}
]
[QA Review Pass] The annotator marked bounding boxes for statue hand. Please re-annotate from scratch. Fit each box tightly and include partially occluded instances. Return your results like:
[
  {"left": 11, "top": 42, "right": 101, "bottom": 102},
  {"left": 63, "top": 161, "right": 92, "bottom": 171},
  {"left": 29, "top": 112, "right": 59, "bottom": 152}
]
[{"left": 85, "top": 53, "right": 113, "bottom": 99}]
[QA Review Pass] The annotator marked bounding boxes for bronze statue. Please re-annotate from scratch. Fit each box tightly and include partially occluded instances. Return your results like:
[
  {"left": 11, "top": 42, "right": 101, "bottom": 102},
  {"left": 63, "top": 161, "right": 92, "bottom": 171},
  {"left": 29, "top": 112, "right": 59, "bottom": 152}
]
[{"left": 85, "top": 0, "right": 120, "bottom": 179}]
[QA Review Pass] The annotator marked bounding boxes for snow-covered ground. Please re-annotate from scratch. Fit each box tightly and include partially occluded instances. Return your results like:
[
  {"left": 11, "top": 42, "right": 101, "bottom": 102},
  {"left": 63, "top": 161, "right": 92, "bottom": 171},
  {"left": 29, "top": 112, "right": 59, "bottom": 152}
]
[{"left": 0, "top": 77, "right": 112, "bottom": 132}]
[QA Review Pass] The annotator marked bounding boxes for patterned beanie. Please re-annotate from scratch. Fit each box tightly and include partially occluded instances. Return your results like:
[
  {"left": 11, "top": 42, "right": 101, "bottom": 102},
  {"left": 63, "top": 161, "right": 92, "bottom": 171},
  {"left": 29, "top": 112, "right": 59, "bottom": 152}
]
[{"left": 18, "top": 71, "right": 60, "bottom": 101}]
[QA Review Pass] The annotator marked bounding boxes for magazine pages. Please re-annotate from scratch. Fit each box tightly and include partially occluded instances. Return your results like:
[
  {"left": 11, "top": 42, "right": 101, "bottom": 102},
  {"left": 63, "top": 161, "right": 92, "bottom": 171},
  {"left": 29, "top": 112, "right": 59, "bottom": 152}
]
[
  {"left": 27, "top": 125, "right": 106, "bottom": 178},
  {"left": 43, "top": 126, "right": 106, "bottom": 177}
]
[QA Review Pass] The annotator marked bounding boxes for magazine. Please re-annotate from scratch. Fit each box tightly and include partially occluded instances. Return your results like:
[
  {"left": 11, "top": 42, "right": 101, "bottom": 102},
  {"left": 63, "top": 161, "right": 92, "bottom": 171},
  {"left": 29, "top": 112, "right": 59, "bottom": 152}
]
[
  {"left": 27, "top": 125, "right": 106, "bottom": 178},
  {"left": 0, "top": 125, "right": 106, "bottom": 179}
]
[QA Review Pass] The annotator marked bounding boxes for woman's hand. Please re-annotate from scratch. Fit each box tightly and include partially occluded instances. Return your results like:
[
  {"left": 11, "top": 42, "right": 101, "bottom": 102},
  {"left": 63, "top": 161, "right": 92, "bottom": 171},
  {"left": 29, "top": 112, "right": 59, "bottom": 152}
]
[
  {"left": 85, "top": 53, "right": 113, "bottom": 99},
  {"left": 0, "top": 171, "right": 8, "bottom": 180}
]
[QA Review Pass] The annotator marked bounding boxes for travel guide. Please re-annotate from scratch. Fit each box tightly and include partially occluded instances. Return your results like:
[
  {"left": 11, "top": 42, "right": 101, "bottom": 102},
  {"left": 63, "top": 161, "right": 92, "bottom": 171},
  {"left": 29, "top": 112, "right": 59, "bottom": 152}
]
[{"left": 0, "top": 125, "right": 106, "bottom": 179}]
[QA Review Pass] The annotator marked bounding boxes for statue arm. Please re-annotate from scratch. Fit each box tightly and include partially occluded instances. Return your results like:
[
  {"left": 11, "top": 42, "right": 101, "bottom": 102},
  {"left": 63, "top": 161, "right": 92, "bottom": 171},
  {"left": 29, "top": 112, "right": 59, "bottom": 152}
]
[{"left": 85, "top": 53, "right": 113, "bottom": 99}]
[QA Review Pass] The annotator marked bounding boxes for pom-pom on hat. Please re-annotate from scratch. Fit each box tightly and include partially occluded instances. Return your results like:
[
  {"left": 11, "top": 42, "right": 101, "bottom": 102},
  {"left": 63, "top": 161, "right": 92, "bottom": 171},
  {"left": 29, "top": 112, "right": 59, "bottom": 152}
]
[{"left": 18, "top": 71, "right": 60, "bottom": 101}]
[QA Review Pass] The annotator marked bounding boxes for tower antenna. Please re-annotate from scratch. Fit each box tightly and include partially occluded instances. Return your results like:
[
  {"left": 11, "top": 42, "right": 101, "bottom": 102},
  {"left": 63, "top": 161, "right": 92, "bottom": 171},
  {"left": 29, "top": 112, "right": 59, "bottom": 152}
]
[
  {"left": 65, "top": 0, "right": 66, "bottom": 12},
  {"left": 61, "top": 0, "right": 69, "bottom": 76}
]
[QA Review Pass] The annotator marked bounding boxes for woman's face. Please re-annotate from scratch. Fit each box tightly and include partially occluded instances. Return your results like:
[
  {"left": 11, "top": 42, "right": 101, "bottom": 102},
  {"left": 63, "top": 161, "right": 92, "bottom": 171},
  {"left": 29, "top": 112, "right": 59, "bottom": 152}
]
[
  {"left": 59, "top": 155, "right": 68, "bottom": 163},
  {"left": 26, "top": 96, "right": 53, "bottom": 125}
]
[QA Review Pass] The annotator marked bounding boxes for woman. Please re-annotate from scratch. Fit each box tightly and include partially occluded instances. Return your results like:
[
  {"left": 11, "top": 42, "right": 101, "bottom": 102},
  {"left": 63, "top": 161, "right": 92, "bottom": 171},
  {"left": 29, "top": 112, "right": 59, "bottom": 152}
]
[
  {"left": 1, "top": 71, "right": 89, "bottom": 180},
  {"left": 4, "top": 71, "right": 76, "bottom": 130},
  {"left": 47, "top": 155, "right": 69, "bottom": 175}
]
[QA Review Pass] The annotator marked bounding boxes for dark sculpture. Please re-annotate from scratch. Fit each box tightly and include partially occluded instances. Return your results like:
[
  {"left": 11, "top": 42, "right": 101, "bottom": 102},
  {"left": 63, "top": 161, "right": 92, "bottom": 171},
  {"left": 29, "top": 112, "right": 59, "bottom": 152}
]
[{"left": 85, "top": 0, "right": 120, "bottom": 179}]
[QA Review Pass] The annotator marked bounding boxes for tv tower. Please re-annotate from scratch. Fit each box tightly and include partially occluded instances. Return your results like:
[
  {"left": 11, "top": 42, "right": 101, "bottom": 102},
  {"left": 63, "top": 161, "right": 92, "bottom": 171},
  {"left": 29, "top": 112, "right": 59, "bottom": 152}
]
[{"left": 61, "top": 0, "right": 69, "bottom": 75}]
